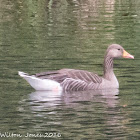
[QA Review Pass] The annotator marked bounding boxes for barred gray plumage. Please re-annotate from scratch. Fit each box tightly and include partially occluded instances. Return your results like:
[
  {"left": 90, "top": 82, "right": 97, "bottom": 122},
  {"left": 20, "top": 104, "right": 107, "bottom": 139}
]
[{"left": 36, "top": 69, "right": 103, "bottom": 91}]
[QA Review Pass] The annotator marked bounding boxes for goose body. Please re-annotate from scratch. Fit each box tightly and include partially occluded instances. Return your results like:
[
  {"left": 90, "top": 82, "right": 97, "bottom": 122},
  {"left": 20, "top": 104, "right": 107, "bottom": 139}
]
[{"left": 18, "top": 44, "right": 134, "bottom": 91}]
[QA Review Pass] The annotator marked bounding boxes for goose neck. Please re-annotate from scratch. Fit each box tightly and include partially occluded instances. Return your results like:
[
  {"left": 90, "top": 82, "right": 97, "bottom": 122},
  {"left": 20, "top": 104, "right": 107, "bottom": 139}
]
[{"left": 103, "top": 56, "right": 114, "bottom": 80}]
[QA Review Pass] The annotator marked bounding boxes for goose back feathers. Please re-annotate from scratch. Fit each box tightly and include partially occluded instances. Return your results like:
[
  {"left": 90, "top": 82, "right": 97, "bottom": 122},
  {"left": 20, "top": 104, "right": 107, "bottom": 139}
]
[{"left": 36, "top": 69, "right": 102, "bottom": 90}]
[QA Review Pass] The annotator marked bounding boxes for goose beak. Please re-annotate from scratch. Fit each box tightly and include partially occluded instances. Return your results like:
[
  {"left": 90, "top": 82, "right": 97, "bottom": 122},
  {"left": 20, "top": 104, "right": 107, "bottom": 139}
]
[{"left": 123, "top": 50, "right": 134, "bottom": 59}]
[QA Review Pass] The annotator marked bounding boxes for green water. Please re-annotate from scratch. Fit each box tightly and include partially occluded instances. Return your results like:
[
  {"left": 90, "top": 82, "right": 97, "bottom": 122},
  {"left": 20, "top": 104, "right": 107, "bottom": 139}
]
[{"left": 0, "top": 0, "right": 140, "bottom": 139}]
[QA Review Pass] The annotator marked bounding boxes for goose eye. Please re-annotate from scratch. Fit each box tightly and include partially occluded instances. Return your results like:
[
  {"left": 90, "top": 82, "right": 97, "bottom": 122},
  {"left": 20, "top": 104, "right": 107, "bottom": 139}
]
[{"left": 118, "top": 49, "right": 120, "bottom": 50}]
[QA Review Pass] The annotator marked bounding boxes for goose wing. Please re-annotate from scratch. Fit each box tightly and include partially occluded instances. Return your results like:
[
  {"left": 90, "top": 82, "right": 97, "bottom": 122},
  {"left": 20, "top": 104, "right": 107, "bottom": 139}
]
[
  {"left": 59, "top": 69, "right": 102, "bottom": 83},
  {"left": 36, "top": 69, "right": 102, "bottom": 83}
]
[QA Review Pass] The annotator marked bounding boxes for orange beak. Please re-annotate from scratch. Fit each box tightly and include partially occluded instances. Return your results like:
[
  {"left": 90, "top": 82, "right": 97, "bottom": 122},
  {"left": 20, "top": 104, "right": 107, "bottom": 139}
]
[{"left": 123, "top": 50, "right": 134, "bottom": 59}]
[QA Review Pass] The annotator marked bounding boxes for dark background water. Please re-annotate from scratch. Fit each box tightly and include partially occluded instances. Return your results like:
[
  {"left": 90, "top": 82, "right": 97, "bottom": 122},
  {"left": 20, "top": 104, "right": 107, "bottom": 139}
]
[{"left": 0, "top": 0, "right": 140, "bottom": 139}]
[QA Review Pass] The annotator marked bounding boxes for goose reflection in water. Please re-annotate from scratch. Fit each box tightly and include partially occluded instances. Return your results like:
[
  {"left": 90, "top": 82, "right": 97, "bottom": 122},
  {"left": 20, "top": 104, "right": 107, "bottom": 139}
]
[
  {"left": 29, "top": 88, "right": 119, "bottom": 109},
  {"left": 18, "top": 89, "right": 126, "bottom": 138}
]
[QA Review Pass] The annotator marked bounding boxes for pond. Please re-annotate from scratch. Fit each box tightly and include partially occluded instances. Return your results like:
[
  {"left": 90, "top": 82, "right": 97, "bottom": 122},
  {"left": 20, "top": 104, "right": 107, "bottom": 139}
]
[{"left": 0, "top": 0, "right": 140, "bottom": 139}]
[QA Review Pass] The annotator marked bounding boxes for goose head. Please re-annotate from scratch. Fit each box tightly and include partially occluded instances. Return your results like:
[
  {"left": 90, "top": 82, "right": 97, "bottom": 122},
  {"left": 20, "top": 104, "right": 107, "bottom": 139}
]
[{"left": 106, "top": 44, "right": 134, "bottom": 59}]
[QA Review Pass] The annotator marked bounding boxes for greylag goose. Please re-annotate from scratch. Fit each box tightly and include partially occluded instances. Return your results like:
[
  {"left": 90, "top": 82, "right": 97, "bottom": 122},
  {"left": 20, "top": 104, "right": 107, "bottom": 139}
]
[{"left": 18, "top": 44, "right": 134, "bottom": 91}]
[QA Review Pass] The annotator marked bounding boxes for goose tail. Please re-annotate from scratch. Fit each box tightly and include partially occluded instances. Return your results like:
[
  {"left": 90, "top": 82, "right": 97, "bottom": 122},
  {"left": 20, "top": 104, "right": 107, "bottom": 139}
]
[
  {"left": 18, "top": 71, "right": 30, "bottom": 77},
  {"left": 18, "top": 71, "right": 62, "bottom": 91}
]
